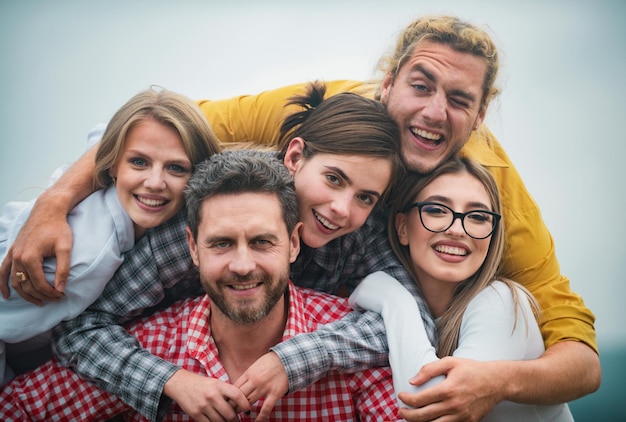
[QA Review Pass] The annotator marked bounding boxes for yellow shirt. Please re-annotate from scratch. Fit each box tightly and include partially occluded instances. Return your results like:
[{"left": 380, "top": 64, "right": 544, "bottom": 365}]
[{"left": 197, "top": 80, "right": 597, "bottom": 353}]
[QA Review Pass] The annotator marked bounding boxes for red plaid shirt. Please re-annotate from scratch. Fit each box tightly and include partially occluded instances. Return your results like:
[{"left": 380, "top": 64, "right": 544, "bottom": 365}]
[{"left": 1, "top": 282, "right": 397, "bottom": 421}]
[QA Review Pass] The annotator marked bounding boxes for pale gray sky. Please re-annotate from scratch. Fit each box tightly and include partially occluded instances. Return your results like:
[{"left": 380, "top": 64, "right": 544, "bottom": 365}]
[{"left": 1, "top": 0, "right": 624, "bottom": 351}]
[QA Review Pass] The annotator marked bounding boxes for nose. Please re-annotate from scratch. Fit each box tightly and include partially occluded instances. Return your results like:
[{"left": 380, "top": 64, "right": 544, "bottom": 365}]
[
  {"left": 329, "top": 191, "right": 351, "bottom": 221},
  {"left": 445, "top": 216, "right": 466, "bottom": 237},
  {"left": 228, "top": 246, "right": 256, "bottom": 275},
  {"left": 422, "top": 91, "right": 447, "bottom": 125},
  {"left": 143, "top": 167, "right": 166, "bottom": 190}
]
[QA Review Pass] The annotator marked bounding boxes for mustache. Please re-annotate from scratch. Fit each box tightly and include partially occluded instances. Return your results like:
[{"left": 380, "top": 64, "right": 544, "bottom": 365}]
[{"left": 218, "top": 272, "right": 271, "bottom": 285}]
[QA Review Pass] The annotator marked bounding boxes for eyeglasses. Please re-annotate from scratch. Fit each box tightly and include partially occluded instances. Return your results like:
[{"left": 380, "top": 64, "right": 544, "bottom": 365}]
[{"left": 404, "top": 201, "right": 501, "bottom": 240}]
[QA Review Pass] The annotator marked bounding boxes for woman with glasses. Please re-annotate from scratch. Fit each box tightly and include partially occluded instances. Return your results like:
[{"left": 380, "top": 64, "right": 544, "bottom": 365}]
[{"left": 350, "top": 156, "right": 574, "bottom": 421}]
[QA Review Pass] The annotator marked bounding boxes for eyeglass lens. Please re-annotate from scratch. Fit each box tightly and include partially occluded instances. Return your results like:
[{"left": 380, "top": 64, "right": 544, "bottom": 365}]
[{"left": 419, "top": 203, "right": 495, "bottom": 239}]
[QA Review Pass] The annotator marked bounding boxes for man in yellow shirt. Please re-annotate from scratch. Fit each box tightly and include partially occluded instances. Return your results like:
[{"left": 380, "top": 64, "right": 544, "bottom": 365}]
[{"left": 2, "top": 15, "right": 599, "bottom": 422}]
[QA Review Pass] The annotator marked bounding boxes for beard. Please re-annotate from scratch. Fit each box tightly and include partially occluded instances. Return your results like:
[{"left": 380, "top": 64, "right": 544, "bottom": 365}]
[{"left": 203, "top": 270, "right": 289, "bottom": 325}]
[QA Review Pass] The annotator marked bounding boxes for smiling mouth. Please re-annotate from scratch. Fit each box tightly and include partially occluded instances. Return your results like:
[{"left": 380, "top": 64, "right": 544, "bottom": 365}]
[
  {"left": 411, "top": 128, "right": 442, "bottom": 146},
  {"left": 230, "top": 283, "right": 261, "bottom": 291},
  {"left": 136, "top": 195, "right": 168, "bottom": 207},
  {"left": 434, "top": 245, "right": 468, "bottom": 256},
  {"left": 314, "top": 210, "right": 339, "bottom": 230}
]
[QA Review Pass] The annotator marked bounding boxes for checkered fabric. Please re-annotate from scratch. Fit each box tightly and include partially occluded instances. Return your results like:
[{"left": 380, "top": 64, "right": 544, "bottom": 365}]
[{"left": 1, "top": 283, "right": 398, "bottom": 421}]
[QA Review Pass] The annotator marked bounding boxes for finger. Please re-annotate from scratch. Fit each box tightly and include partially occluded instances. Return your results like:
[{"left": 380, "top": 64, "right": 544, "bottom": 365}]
[
  {"left": 10, "top": 277, "right": 43, "bottom": 306},
  {"left": 224, "top": 388, "right": 250, "bottom": 413},
  {"left": 255, "top": 393, "right": 280, "bottom": 422},
  {"left": 21, "top": 253, "right": 63, "bottom": 301},
  {"left": 0, "top": 248, "right": 12, "bottom": 299},
  {"left": 52, "top": 243, "right": 72, "bottom": 293}
]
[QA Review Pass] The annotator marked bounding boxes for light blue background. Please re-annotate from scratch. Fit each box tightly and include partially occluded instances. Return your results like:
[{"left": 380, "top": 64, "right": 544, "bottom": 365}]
[{"left": 1, "top": 1, "right": 624, "bottom": 419}]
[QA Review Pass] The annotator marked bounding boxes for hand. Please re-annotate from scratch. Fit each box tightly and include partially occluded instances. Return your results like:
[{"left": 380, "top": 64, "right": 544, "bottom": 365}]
[
  {"left": 398, "top": 357, "right": 503, "bottom": 422},
  {"left": 0, "top": 196, "right": 73, "bottom": 305},
  {"left": 233, "top": 351, "right": 288, "bottom": 422},
  {"left": 164, "top": 369, "right": 250, "bottom": 422}
]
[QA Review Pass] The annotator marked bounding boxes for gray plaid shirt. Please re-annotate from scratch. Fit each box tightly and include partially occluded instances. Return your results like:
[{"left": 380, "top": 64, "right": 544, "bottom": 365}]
[{"left": 53, "top": 206, "right": 436, "bottom": 421}]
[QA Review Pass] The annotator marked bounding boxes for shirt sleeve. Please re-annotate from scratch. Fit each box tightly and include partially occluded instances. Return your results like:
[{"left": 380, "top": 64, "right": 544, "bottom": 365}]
[
  {"left": 271, "top": 309, "right": 390, "bottom": 392},
  {"left": 52, "top": 211, "right": 202, "bottom": 422},
  {"left": 196, "top": 80, "right": 369, "bottom": 146}
]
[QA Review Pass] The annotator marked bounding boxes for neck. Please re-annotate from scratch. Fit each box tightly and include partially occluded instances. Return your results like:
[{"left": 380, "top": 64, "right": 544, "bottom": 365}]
[
  {"left": 210, "top": 294, "right": 288, "bottom": 381},
  {"left": 417, "top": 275, "right": 456, "bottom": 319}
]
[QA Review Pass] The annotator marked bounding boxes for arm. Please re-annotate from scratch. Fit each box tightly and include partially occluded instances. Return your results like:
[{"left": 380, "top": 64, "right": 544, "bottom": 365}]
[
  {"left": 349, "top": 271, "right": 443, "bottom": 399},
  {"left": 467, "top": 127, "right": 597, "bottom": 351},
  {"left": 460, "top": 128, "right": 600, "bottom": 397},
  {"left": 0, "top": 187, "right": 134, "bottom": 343},
  {"left": 196, "top": 80, "right": 368, "bottom": 145},
  {"left": 52, "top": 212, "right": 200, "bottom": 421},
  {"left": 0, "top": 145, "right": 98, "bottom": 304},
  {"left": 399, "top": 282, "right": 581, "bottom": 421}
]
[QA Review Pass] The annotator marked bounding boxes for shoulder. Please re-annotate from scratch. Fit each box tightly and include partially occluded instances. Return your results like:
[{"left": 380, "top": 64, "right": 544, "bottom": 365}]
[{"left": 297, "top": 287, "right": 352, "bottom": 324}]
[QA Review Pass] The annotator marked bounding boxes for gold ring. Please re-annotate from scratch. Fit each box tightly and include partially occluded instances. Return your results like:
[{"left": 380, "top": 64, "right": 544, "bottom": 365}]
[{"left": 15, "top": 271, "right": 28, "bottom": 283}]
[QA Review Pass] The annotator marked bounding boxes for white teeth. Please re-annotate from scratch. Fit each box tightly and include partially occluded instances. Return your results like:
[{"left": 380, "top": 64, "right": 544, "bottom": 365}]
[
  {"left": 434, "top": 245, "right": 467, "bottom": 256},
  {"left": 314, "top": 211, "right": 339, "bottom": 230},
  {"left": 137, "top": 197, "right": 167, "bottom": 207},
  {"left": 412, "top": 128, "right": 442, "bottom": 141},
  {"left": 231, "top": 283, "right": 259, "bottom": 290}
]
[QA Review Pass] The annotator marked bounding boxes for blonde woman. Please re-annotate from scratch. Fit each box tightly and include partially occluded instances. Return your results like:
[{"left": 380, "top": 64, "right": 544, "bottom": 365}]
[{"left": 0, "top": 87, "right": 220, "bottom": 386}]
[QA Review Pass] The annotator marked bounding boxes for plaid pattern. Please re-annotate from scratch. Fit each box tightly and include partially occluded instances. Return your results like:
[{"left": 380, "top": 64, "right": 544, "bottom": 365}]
[
  {"left": 51, "top": 203, "right": 433, "bottom": 420},
  {"left": 1, "top": 283, "right": 397, "bottom": 421},
  {"left": 278, "top": 205, "right": 436, "bottom": 391}
]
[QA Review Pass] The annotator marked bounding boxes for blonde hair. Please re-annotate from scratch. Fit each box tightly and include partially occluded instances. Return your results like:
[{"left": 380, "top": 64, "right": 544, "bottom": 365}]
[
  {"left": 375, "top": 15, "right": 501, "bottom": 111},
  {"left": 389, "top": 157, "right": 539, "bottom": 356},
  {"left": 94, "top": 87, "right": 221, "bottom": 189}
]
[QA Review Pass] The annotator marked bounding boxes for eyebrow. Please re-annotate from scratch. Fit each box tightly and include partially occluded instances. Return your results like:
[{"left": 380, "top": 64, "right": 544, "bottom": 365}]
[
  {"left": 410, "top": 64, "right": 479, "bottom": 104},
  {"left": 326, "top": 165, "right": 383, "bottom": 198},
  {"left": 422, "top": 195, "right": 491, "bottom": 211}
]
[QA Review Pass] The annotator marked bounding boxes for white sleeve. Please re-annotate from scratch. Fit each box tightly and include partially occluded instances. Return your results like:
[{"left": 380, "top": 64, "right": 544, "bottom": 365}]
[
  {"left": 349, "top": 271, "right": 444, "bottom": 399},
  {"left": 453, "top": 281, "right": 544, "bottom": 361}
]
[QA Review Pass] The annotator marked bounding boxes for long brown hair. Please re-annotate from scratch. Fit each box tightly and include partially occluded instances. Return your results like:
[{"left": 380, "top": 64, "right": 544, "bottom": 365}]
[{"left": 389, "top": 156, "right": 539, "bottom": 356}]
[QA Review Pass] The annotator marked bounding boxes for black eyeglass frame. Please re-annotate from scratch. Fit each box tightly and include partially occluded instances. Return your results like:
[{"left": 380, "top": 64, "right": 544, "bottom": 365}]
[{"left": 403, "top": 201, "right": 501, "bottom": 240}]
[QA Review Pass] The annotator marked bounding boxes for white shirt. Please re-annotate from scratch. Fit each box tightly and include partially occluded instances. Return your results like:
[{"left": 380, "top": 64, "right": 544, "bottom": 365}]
[
  {"left": 350, "top": 271, "right": 574, "bottom": 421},
  {"left": 0, "top": 185, "right": 134, "bottom": 343}
]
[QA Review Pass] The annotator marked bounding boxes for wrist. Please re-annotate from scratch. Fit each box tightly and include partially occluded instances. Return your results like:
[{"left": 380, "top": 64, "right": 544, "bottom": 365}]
[{"left": 36, "top": 186, "right": 80, "bottom": 216}]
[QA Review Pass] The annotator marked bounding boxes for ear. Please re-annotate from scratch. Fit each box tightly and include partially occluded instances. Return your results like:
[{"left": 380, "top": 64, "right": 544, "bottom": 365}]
[
  {"left": 283, "top": 137, "right": 305, "bottom": 175},
  {"left": 472, "top": 104, "right": 488, "bottom": 131},
  {"left": 395, "top": 213, "right": 410, "bottom": 246},
  {"left": 185, "top": 226, "right": 200, "bottom": 267},
  {"left": 288, "top": 222, "right": 303, "bottom": 263},
  {"left": 379, "top": 72, "right": 394, "bottom": 105}
]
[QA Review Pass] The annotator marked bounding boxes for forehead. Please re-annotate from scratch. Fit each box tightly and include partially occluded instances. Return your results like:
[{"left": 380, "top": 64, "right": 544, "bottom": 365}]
[
  {"left": 403, "top": 40, "right": 487, "bottom": 94},
  {"left": 198, "top": 192, "right": 287, "bottom": 237},
  {"left": 417, "top": 172, "right": 491, "bottom": 207}
]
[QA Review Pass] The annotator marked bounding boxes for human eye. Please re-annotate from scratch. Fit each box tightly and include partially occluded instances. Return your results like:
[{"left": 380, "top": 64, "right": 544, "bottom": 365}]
[
  {"left": 168, "top": 163, "right": 191, "bottom": 175},
  {"left": 412, "top": 83, "right": 428, "bottom": 93},
  {"left": 357, "top": 193, "right": 376, "bottom": 207},
  {"left": 325, "top": 173, "right": 342, "bottom": 186},
  {"left": 211, "top": 240, "right": 231, "bottom": 250},
  {"left": 466, "top": 211, "right": 492, "bottom": 224},
  {"left": 129, "top": 157, "right": 147, "bottom": 167},
  {"left": 422, "top": 203, "right": 449, "bottom": 217},
  {"left": 450, "top": 97, "right": 470, "bottom": 108},
  {"left": 252, "top": 238, "right": 273, "bottom": 249}
]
